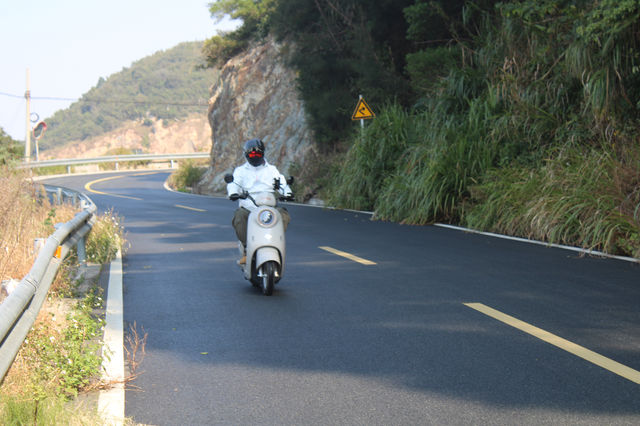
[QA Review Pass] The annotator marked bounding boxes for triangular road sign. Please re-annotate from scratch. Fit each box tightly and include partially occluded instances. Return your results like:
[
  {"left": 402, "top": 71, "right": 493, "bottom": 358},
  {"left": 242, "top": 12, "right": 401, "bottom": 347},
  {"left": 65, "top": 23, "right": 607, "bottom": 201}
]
[{"left": 351, "top": 97, "right": 375, "bottom": 120}]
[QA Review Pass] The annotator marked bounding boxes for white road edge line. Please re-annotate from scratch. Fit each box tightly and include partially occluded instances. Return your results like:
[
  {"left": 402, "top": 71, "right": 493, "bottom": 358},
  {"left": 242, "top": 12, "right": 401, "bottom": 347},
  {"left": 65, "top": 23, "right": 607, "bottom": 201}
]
[
  {"left": 435, "top": 223, "right": 639, "bottom": 263},
  {"left": 98, "top": 248, "right": 125, "bottom": 425}
]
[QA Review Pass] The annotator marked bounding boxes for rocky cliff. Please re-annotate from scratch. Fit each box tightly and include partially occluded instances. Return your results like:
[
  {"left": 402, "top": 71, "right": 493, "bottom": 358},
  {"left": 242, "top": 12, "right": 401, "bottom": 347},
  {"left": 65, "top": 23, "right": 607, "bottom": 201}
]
[
  {"left": 40, "top": 115, "right": 211, "bottom": 159},
  {"left": 197, "top": 38, "right": 314, "bottom": 194}
]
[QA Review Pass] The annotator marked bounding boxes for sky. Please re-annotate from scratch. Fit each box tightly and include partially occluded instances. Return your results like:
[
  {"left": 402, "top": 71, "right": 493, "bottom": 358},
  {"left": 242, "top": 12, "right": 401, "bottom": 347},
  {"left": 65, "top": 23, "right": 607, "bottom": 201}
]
[{"left": 0, "top": 0, "right": 238, "bottom": 141}]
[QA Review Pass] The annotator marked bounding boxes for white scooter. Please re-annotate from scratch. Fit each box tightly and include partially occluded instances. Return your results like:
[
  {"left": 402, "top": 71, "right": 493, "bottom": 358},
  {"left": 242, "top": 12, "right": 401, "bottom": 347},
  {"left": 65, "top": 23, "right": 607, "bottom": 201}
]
[{"left": 224, "top": 174, "right": 293, "bottom": 296}]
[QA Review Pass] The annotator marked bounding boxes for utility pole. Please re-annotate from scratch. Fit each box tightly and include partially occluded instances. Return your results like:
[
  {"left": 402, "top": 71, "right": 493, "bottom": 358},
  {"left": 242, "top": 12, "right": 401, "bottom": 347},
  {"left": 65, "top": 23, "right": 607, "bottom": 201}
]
[{"left": 24, "top": 68, "right": 31, "bottom": 162}]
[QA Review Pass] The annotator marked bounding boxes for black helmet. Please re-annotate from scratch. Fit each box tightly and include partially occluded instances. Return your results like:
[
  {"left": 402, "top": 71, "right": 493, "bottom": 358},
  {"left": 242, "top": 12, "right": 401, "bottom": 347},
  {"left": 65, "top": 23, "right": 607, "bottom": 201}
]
[{"left": 243, "top": 138, "right": 265, "bottom": 167}]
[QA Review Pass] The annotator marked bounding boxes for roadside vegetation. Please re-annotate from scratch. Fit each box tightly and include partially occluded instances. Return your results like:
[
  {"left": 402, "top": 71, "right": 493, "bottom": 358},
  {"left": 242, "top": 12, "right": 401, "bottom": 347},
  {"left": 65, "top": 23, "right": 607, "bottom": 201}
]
[
  {"left": 98, "top": 147, "right": 152, "bottom": 171},
  {"left": 0, "top": 128, "right": 22, "bottom": 166},
  {"left": 206, "top": 0, "right": 640, "bottom": 259},
  {"left": 0, "top": 163, "right": 127, "bottom": 424},
  {"left": 168, "top": 159, "right": 208, "bottom": 192}
]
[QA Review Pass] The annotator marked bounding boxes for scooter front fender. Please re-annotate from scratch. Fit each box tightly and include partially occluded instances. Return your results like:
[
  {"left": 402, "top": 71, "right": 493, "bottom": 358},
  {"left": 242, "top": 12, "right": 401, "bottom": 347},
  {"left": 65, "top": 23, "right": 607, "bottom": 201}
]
[
  {"left": 256, "top": 246, "right": 281, "bottom": 271},
  {"left": 243, "top": 246, "right": 283, "bottom": 283}
]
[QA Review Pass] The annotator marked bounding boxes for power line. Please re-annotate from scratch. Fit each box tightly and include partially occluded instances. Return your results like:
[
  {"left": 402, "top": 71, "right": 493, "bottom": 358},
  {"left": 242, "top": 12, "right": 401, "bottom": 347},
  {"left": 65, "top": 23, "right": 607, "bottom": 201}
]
[
  {"left": 0, "top": 90, "right": 208, "bottom": 106},
  {"left": 0, "top": 91, "right": 25, "bottom": 99}
]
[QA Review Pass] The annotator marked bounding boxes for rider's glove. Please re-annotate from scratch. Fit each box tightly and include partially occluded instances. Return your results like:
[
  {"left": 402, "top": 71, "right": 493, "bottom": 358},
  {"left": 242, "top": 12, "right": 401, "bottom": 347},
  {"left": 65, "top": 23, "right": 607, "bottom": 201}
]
[{"left": 229, "top": 193, "right": 240, "bottom": 201}]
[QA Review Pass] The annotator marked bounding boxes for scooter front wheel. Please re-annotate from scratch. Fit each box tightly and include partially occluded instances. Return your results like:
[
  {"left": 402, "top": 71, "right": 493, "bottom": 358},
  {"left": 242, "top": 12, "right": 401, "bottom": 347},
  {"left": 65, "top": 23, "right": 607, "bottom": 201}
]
[{"left": 261, "top": 261, "right": 277, "bottom": 296}]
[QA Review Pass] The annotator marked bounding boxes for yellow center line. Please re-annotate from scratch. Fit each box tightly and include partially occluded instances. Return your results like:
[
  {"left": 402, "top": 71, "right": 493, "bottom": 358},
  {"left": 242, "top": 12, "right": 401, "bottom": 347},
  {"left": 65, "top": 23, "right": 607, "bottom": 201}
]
[
  {"left": 175, "top": 204, "right": 206, "bottom": 212},
  {"left": 319, "top": 246, "right": 376, "bottom": 265},
  {"left": 130, "top": 171, "right": 162, "bottom": 176},
  {"left": 464, "top": 302, "right": 640, "bottom": 385},
  {"left": 84, "top": 174, "right": 151, "bottom": 201}
]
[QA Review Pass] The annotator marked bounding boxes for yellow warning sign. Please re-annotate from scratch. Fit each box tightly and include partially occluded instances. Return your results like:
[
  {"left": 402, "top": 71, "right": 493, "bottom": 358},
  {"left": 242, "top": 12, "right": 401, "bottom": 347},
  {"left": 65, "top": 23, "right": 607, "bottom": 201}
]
[{"left": 351, "top": 97, "right": 375, "bottom": 120}]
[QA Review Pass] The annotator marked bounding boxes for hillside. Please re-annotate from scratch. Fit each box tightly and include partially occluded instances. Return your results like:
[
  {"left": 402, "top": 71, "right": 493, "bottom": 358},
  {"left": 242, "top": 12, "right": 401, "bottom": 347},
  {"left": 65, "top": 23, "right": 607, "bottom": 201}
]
[
  {"left": 205, "top": 0, "right": 640, "bottom": 259},
  {"left": 40, "top": 41, "right": 218, "bottom": 152},
  {"left": 40, "top": 115, "right": 211, "bottom": 160}
]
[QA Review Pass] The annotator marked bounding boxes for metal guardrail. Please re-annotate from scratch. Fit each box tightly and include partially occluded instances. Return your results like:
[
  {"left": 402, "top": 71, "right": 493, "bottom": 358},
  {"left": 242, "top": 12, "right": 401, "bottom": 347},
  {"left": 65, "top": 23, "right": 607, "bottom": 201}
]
[
  {"left": 20, "top": 152, "right": 210, "bottom": 170},
  {"left": 41, "top": 184, "right": 97, "bottom": 211},
  {"left": 0, "top": 185, "right": 97, "bottom": 381}
]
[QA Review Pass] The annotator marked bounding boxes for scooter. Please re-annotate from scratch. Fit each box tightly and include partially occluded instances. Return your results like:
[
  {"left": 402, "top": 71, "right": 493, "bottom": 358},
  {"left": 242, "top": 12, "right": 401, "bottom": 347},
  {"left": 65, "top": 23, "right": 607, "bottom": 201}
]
[{"left": 224, "top": 174, "right": 293, "bottom": 296}]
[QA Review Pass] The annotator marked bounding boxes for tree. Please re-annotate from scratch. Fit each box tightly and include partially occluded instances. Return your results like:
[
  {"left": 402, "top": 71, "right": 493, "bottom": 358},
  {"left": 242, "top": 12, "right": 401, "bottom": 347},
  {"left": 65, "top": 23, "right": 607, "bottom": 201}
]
[
  {"left": 269, "top": 0, "right": 415, "bottom": 147},
  {"left": 204, "top": 0, "right": 277, "bottom": 66},
  {"left": 0, "top": 127, "right": 23, "bottom": 165}
]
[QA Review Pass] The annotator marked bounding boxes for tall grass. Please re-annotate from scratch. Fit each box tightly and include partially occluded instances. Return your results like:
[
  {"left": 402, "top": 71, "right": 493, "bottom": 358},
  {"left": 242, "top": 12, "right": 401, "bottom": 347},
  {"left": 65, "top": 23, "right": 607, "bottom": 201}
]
[
  {"left": 376, "top": 94, "right": 503, "bottom": 223},
  {"left": 0, "top": 395, "right": 107, "bottom": 425},
  {"left": 464, "top": 144, "right": 640, "bottom": 257},
  {"left": 0, "top": 167, "right": 76, "bottom": 283},
  {"left": 324, "top": 1, "right": 640, "bottom": 258},
  {"left": 327, "top": 103, "right": 412, "bottom": 211}
]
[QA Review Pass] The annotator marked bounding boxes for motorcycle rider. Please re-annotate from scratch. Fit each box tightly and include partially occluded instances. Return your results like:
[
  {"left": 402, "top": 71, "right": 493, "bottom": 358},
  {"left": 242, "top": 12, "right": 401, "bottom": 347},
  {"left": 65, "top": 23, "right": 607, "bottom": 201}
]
[{"left": 227, "top": 138, "right": 292, "bottom": 265}]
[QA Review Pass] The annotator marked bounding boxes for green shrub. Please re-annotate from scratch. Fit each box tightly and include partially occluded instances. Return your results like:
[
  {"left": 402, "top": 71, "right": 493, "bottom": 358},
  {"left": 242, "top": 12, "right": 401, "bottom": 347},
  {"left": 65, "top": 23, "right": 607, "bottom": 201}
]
[
  {"left": 406, "top": 47, "right": 461, "bottom": 94},
  {"left": 0, "top": 128, "right": 22, "bottom": 165},
  {"left": 169, "top": 159, "right": 206, "bottom": 192},
  {"left": 32, "top": 165, "right": 70, "bottom": 176},
  {"left": 0, "top": 288, "right": 106, "bottom": 423}
]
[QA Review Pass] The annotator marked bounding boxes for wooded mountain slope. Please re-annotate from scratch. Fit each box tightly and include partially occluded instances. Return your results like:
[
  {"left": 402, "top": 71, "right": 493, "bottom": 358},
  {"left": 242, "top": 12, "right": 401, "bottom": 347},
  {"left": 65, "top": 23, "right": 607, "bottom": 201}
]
[{"left": 41, "top": 42, "right": 217, "bottom": 151}]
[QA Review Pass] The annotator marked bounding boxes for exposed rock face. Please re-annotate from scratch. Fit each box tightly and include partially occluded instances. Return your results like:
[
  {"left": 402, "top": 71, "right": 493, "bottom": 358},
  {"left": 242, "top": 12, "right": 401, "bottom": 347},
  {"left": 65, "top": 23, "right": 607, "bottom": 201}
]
[
  {"left": 40, "top": 115, "right": 211, "bottom": 159},
  {"left": 197, "top": 38, "right": 314, "bottom": 194}
]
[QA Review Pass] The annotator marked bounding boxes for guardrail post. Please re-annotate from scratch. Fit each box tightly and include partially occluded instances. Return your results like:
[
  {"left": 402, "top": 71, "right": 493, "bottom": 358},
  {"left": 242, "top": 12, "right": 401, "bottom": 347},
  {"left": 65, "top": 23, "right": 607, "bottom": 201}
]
[
  {"left": 67, "top": 165, "right": 71, "bottom": 174},
  {"left": 56, "top": 187, "right": 63, "bottom": 205},
  {"left": 77, "top": 236, "right": 87, "bottom": 265},
  {"left": 115, "top": 162, "right": 119, "bottom": 171},
  {"left": 34, "top": 238, "right": 46, "bottom": 255},
  {"left": 170, "top": 159, "right": 175, "bottom": 169}
]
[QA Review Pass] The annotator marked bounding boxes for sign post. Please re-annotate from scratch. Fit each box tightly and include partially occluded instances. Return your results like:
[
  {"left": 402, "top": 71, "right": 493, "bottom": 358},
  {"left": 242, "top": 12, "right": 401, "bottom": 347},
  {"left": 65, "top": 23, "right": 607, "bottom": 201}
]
[{"left": 33, "top": 121, "right": 47, "bottom": 162}]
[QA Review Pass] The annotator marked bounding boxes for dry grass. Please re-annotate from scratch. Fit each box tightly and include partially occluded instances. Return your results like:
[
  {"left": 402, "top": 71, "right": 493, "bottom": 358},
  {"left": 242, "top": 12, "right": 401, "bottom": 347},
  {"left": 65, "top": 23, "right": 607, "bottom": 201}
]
[
  {"left": 0, "top": 165, "right": 80, "bottom": 398},
  {"left": 0, "top": 166, "right": 141, "bottom": 424},
  {"left": 125, "top": 321, "right": 148, "bottom": 376},
  {"left": 0, "top": 166, "right": 77, "bottom": 284}
]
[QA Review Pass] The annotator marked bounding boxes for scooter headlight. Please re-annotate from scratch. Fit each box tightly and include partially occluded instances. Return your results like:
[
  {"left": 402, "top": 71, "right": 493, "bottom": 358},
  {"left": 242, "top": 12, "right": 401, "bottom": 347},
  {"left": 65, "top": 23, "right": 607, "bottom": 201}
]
[{"left": 258, "top": 209, "right": 277, "bottom": 227}]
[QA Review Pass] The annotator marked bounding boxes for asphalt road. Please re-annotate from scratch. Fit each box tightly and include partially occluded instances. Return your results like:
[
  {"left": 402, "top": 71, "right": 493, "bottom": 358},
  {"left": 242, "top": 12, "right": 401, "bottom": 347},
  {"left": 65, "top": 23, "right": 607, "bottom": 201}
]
[{"left": 43, "top": 171, "right": 640, "bottom": 425}]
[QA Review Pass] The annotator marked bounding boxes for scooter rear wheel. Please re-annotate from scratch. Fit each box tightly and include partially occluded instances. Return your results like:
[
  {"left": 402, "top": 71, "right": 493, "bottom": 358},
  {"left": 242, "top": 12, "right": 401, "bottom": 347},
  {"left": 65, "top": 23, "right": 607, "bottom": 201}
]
[{"left": 261, "top": 261, "right": 276, "bottom": 296}]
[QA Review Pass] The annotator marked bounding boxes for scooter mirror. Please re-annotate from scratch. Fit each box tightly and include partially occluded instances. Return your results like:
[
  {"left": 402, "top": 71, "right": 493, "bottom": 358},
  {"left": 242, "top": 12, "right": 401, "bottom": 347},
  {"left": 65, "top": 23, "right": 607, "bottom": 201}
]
[
  {"left": 224, "top": 174, "right": 234, "bottom": 183},
  {"left": 287, "top": 176, "right": 295, "bottom": 185}
]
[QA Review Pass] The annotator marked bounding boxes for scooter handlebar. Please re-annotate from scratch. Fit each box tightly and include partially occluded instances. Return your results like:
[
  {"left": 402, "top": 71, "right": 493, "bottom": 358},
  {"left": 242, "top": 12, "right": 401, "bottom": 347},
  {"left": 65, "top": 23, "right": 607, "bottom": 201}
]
[
  {"left": 230, "top": 191, "right": 292, "bottom": 205},
  {"left": 229, "top": 192, "right": 249, "bottom": 201}
]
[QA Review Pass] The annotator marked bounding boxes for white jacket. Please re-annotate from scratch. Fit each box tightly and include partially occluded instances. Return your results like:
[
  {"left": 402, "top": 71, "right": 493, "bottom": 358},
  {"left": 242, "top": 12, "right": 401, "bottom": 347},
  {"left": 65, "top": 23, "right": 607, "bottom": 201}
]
[{"left": 227, "top": 160, "right": 292, "bottom": 210}]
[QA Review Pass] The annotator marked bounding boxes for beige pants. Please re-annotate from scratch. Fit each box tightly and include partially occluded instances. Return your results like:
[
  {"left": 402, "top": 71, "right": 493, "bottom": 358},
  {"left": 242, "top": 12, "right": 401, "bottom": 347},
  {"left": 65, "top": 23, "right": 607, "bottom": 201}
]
[{"left": 232, "top": 207, "right": 290, "bottom": 247}]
